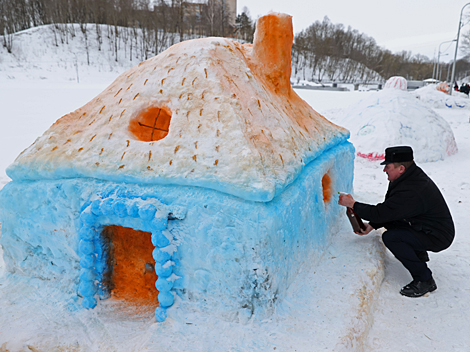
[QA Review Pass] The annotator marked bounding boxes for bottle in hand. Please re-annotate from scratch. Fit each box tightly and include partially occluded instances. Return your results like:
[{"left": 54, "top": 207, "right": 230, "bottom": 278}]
[{"left": 346, "top": 207, "right": 366, "bottom": 232}]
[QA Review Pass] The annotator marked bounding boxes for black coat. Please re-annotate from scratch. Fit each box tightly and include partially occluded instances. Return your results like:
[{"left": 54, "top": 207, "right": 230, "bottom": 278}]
[{"left": 353, "top": 163, "right": 454, "bottom": 252}]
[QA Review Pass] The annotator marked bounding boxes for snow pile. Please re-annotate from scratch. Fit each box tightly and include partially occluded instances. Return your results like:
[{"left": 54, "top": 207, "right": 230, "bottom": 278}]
[
  {"left": 411, "top": 84, "right": 470, "bottom": 109},
  {"left": 336, "top": 88, "right": 458, "bottom": 163}
]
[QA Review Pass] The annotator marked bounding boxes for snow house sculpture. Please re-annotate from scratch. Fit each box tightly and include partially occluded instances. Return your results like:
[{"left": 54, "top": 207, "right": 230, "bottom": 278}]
[{"left": 0, "top": 13, "right": 354, "bottom": 323}]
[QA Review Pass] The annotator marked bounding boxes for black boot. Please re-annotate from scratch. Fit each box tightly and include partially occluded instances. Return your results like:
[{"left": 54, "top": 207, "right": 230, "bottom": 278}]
[{"left": 400, "top": 277, "right": 437, "bottom": 297}]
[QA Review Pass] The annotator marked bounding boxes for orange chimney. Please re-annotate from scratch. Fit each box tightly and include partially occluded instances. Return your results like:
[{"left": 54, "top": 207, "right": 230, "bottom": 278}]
[{"left": 251, "top": 13, "right": 293, "bottom": 95}]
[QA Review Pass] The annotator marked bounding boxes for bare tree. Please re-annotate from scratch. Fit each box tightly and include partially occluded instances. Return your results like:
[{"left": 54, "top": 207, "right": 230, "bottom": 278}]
[{"left": 0, "top": 0, "right": 13, "bottom": 52}]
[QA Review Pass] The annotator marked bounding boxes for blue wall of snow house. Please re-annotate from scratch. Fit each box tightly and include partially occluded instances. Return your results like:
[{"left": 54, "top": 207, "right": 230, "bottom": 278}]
[{"left": 0, "top": 141, "right": 354, "bottom": 321}]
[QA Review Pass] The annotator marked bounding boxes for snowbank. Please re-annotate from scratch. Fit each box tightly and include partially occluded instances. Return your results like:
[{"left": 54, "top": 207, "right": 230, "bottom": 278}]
[{"left": 411, "top": 84, "right": 470, "bottom": 109}]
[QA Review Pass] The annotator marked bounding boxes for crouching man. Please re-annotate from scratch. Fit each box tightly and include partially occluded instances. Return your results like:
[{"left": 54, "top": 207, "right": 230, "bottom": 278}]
[{"left": 339, "top": 146, "right": 454, "bottom": 297}]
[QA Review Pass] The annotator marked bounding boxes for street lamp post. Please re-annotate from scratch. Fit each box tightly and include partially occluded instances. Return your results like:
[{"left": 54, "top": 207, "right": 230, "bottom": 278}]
[
  {"left": 450, "top": 2, "right": 470, "bottom": 96},
  {"left": 447, "top": 62, "right": 453, "bottom": 82},
  {"left": 436, "top": 52, "right": 450, "bottom": 81},
  {"left": 436, "top": 40, "right": 456, "bottom": 82}
]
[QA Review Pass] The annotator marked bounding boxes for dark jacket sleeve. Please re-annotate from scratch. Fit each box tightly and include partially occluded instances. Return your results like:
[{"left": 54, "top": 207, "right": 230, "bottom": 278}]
[{"left": 353, "top": 188, "right": 426, "bottom": 229}]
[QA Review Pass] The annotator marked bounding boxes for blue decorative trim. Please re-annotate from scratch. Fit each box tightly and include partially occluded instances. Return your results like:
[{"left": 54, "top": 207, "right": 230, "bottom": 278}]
[{"left": 77, "top": 194, "right": 180, "bottom": 322}]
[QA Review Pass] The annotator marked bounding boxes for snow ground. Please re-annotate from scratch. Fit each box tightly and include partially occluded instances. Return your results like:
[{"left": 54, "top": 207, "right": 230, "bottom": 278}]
[{"left": 1, "top": 56, "right": 470, "bottom": 351}]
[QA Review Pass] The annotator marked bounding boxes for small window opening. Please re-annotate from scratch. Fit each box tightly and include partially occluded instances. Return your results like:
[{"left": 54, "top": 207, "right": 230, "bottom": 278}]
[
  {"left": 322, "top": 172, "right": 333, "bottom": 204},
  {"left": 129, "top": 106, "right": 172, "bottom": 142}
]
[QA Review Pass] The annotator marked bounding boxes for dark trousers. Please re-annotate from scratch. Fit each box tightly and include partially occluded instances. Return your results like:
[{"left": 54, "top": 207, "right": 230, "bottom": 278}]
[{"left": 382, "top": 228, "right": 432, "bottom": 282}]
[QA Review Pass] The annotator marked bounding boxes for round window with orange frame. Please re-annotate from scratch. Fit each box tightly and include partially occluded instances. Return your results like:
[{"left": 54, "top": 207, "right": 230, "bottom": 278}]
[{"left": 129, "top": 106, "right": 172, "bottom": 142}]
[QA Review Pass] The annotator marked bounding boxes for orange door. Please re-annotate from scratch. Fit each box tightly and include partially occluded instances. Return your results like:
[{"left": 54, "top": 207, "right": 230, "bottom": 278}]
[{"left": 104, "top": 225, "right": 159, "bottom": 306}]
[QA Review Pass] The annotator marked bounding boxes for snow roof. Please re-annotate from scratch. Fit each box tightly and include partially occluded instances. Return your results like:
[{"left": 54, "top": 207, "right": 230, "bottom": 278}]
[{"left": 7, "top": 13, "right": 349, "bottom": 202}]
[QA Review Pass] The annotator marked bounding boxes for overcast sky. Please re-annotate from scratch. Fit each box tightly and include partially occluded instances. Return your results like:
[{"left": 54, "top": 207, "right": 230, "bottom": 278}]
[{"left": 237, "top": 0, "right": 470, "bottom": 62}]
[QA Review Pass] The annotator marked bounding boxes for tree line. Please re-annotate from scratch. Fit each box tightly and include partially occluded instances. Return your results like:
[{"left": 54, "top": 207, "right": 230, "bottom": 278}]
[
  {"left": 293, "top": 16, "right": 450, "bottom": 82},
  {"left": 1, "top": 0, "right": 469, "bottom": 82},
  {"left": 0, "top": 0, "right": 239, "bottom": 39},
  {"left": 0, "top": 0, "right": 251, "bottom": 57}
]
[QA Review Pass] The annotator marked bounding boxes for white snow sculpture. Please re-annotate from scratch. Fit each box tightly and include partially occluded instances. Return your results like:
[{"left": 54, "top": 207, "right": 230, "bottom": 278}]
[
  {"left": 384, "top": 76, "right": 407, "bottom": 91},
  {"left": 337, "top": 88, "right": 458, "bottom": 163}
]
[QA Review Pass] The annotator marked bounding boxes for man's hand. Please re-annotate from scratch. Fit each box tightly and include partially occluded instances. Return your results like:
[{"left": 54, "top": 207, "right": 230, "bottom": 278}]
[
  {"left": 338, "top": 193, "right": 356, "bottom": 208},
  {"left": 355, "top": 222, "right": 374, "bottom": 236}
]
